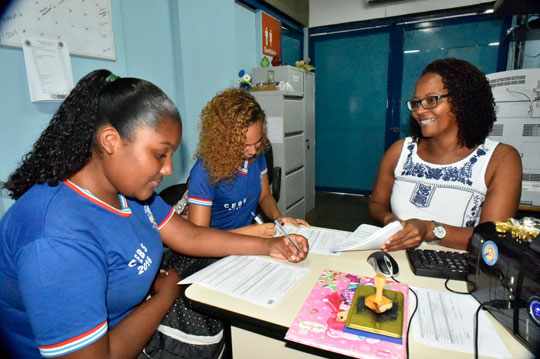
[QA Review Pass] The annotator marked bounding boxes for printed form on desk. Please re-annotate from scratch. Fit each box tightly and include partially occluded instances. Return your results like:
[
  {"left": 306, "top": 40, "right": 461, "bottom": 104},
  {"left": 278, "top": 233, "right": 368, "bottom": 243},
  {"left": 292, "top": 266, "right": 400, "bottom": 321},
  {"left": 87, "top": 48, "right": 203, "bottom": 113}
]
[
  {"left": 179, "top": 255, "right": 309, "bottom": 308},
  {"left": 410, "top": 287, "right": 514, "bottom": 358}
]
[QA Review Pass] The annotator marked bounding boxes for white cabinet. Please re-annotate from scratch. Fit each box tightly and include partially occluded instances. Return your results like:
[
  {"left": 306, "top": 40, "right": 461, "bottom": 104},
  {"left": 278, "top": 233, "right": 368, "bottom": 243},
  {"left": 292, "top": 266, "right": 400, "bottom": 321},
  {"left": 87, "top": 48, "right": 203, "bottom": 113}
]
[{"left": 252, "top": 66, "right": 315, "bottom": 218}]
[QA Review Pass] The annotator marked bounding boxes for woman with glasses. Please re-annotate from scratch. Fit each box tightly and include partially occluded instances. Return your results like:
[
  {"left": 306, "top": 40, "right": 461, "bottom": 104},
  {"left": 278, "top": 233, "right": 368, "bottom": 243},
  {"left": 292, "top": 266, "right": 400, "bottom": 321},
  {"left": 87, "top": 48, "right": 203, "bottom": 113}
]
[{"left": 368, "top": 58, "right": 522, "bottom": 251}]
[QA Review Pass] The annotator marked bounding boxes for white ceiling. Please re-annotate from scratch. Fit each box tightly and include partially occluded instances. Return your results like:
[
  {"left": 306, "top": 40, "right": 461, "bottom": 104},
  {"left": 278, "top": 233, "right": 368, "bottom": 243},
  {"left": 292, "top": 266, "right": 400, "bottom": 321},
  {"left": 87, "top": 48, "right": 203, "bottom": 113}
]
[{"left": 309, "top": 0, "right": 495, "bottom": 28}]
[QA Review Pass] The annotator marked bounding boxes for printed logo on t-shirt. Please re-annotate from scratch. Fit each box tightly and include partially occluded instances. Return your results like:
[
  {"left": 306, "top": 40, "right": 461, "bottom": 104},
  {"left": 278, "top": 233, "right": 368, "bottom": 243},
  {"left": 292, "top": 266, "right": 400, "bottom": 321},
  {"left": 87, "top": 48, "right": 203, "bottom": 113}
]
[
  {"left": 128, "top": 242, "right": 153, "bottom": 275},
  {"left": 144, "top": 205, "right": 157, "bottom": 228},
  {"left": 223, "top": 198, "right": 247, "bottom": 211}
]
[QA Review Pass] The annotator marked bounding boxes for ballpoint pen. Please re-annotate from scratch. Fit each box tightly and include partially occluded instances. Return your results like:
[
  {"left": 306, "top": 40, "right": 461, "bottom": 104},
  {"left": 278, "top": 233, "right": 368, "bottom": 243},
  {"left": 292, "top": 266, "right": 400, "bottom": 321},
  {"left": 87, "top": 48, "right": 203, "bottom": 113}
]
[
  {"left": 251, "top": 211, "right": 264, "bottom": 224},
  {"left": 251, "top": 212, "right": 301, "bottom": 254},
  {"left": 273, "top": 219, "right": 301, "bottom": 254}
]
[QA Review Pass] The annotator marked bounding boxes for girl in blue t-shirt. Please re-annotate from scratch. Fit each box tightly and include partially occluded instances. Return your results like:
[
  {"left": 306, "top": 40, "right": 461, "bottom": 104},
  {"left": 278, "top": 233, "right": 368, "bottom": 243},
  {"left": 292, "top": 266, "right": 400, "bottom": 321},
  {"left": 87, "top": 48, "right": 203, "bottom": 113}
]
[
  {"left": 188, "top": 88, "right": 309, "bottom": 236},
  {"left": 0, "top": 70, "right": 308, "bottom": 359}
]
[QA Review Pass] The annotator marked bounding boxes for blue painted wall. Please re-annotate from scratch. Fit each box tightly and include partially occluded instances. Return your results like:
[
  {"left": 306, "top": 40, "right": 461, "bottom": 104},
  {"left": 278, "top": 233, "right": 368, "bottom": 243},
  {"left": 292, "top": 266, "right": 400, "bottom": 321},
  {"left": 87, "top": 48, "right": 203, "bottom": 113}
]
[
  {"left": 0, "top": 0, "right": 259, "bottom": 216},
  {"left": 282, "top": 32, "right": 302, "bottom": 66}
]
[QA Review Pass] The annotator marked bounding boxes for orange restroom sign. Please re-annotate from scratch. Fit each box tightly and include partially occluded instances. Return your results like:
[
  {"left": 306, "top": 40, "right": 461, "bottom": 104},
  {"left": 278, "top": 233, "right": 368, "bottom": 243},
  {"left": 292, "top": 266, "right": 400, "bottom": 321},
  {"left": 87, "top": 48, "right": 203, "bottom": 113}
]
[{"left": 261, "top": 11, "right": 281, "bottom": 58}]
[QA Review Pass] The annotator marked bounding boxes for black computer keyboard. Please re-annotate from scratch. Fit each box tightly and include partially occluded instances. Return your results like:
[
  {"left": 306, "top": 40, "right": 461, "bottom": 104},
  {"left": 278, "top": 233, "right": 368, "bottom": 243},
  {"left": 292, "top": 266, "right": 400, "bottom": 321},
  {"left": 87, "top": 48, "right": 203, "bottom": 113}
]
[{"left": 406, "top": 248, "right": 469, "bottom": 281}]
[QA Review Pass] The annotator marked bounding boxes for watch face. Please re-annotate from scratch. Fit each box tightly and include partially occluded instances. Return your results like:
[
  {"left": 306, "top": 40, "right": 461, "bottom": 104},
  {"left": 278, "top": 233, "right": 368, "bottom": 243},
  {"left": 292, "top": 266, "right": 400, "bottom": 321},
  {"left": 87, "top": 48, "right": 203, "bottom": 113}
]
[{"left": 433, "top": 225, "right": 446, "bottom": 239}]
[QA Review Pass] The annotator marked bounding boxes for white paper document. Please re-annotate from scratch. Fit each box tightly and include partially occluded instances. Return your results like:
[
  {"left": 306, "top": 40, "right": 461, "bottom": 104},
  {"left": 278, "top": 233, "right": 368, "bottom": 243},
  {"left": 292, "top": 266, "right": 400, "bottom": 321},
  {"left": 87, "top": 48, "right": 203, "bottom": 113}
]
[
  {"left": 283, "top": 226, "right": 348, "bottom": 255},
  {"left": 410, "top": 287, "right": 513, "bottom": 358},
  {"left": 179, "top": 255, "right": 309, "bottom": 308},
  {"left": 22, "top": 36, "right": 74, "bottom": 102},
  {"left": 330, "top": 221, "right": 403, "bottom": 252}
]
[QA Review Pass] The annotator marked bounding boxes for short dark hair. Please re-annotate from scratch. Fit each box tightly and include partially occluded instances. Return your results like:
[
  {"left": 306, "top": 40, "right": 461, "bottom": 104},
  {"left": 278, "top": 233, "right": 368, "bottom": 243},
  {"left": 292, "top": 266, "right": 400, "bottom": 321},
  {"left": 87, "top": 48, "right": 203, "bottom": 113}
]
[
  {"left": 409, "top": 58, "right": 496, "bottom": 148},
  {"left": 4, "top": 70, "right": 181, "bottom": 199}
]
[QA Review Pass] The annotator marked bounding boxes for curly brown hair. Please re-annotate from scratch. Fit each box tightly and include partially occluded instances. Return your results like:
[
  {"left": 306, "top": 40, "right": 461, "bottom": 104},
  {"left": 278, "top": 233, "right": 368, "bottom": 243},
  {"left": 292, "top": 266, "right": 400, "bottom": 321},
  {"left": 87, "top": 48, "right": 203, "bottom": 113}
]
[{"left": 196, "top": 88, "right": 269, "bottom": 184}]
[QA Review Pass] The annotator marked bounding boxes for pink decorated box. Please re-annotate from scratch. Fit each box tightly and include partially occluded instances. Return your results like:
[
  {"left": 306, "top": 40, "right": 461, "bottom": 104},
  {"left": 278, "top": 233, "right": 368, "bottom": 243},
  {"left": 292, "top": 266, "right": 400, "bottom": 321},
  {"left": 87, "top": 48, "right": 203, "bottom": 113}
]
[{"left": 285, "top": 270, "right": 409, "bottom": 359}]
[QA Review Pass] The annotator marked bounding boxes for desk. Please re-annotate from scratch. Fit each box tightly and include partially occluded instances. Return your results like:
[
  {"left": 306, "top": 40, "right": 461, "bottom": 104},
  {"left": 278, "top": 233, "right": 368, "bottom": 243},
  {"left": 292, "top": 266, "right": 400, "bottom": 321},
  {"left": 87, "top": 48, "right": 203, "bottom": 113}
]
[
  {"left": 519, "top": 204, "right": 540, "bottom": 212},
  {"left": 184, "top": 232, "right": 533, "bottom": 358}
]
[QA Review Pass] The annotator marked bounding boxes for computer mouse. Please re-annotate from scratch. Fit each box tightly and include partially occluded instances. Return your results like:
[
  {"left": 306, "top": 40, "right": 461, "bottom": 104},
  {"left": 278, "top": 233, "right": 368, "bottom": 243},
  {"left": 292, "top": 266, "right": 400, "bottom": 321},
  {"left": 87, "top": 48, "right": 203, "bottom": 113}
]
[{"left": 367, "top": 251, "right": 399, "bottom": 277}]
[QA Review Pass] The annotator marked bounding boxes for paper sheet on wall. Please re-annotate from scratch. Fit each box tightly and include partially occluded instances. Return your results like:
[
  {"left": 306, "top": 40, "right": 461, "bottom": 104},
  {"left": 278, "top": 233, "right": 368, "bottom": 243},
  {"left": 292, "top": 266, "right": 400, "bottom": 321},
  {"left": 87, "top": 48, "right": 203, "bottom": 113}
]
[
  {"left": 22, "top": 36, "right": 74, "bottom": 102},
  {"left": 410, "top": 287, "right": 513, "bottom": 358},
  {"left": 179, "top": 255, "right": 309, "bottom": 308}
]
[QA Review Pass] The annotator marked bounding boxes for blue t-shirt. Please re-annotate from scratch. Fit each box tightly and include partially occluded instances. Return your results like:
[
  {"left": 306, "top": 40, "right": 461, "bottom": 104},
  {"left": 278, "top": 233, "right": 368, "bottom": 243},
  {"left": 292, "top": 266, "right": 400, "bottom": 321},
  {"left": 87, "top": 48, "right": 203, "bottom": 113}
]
[
  {"left": 0, "top": 181, "right": 174, "bottom": 358},
  {"left": 188, "top": 156, "right": 267, "bottom": 230}
]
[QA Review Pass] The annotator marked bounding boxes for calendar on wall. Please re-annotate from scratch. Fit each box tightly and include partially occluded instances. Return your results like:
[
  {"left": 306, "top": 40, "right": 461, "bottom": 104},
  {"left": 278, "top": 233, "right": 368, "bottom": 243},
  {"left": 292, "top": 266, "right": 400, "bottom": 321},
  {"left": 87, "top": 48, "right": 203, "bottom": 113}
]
[{"left": 0, "top": 0, "right": 115, "bottom": 60}]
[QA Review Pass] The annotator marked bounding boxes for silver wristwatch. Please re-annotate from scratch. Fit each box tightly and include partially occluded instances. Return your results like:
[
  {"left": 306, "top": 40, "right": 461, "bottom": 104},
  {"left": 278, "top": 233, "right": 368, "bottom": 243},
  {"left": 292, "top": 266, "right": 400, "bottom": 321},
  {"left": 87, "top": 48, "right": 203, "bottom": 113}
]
[{"left": 430, "top": 221, "right": 446, "bottom": 244}]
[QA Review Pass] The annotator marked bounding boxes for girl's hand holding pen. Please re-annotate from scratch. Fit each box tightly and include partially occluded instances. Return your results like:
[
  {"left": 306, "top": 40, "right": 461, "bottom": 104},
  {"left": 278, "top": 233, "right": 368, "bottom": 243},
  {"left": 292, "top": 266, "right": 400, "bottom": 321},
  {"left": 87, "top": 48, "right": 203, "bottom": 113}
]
[
  {"left": 268, "top": 234, "right": 309, "bottom": 262},
  {"left": 250, "top": 211, "right": 309, "bottom": 257}
]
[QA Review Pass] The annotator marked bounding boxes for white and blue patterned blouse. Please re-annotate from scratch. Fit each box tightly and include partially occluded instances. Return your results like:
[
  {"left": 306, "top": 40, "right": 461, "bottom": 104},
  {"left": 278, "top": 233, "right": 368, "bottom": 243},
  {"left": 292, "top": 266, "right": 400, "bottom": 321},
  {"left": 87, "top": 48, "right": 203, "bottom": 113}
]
[{"left": 390, "top": 137, "right": 499, "bottom": 227}]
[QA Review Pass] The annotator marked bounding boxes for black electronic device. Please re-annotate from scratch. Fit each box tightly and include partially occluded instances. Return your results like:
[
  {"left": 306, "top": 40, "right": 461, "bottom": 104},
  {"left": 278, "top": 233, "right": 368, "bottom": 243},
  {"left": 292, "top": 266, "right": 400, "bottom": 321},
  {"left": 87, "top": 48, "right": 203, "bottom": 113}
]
[
  {"left": 468, "top": 221, "right": 540, "bottom": 356},
  {"left": 406, "top": 248, "right": 468, "bottom": 281},
  {"left": 367, "top": 251, "right": 399, "bottom": 277}
]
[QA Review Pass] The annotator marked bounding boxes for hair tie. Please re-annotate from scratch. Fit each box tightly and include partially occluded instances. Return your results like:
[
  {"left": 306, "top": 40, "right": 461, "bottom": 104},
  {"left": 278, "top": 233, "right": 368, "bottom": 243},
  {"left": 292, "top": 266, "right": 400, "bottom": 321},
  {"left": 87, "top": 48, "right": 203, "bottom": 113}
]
[{"left": 105, "top": 73, "right": 119, "bottom": 83}]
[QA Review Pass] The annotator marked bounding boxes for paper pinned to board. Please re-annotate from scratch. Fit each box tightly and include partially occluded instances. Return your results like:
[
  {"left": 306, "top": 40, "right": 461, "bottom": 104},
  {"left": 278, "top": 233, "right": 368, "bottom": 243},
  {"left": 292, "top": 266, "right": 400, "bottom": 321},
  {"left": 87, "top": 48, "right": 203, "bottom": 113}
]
[
  {"left": 21, "top": 36, "right": 74, "bottom": 102},
  {"left": 330, "top": 221, "right": 403, "bottom": 252}
]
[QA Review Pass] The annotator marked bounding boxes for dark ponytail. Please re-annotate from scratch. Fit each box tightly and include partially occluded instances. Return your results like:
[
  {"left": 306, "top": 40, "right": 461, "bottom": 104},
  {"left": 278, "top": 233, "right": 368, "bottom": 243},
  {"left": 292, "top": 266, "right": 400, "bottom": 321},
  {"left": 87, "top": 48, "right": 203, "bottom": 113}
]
[
  {"left": 4, "top": 69, "right": 181, "bottom": 199},
  {"left": 4, "top": 70, "right": 111, "bottom": 199}
]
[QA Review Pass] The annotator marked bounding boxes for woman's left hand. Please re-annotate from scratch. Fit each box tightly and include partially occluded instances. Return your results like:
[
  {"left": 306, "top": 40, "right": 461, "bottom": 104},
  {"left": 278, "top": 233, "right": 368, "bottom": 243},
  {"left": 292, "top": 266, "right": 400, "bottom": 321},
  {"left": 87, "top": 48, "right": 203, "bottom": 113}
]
[
  {"left": 268, "top": 233, "right": 309, "bottom": 262},
  {"left": 276, "top": 216, "right": 310, "bottom": 227}
]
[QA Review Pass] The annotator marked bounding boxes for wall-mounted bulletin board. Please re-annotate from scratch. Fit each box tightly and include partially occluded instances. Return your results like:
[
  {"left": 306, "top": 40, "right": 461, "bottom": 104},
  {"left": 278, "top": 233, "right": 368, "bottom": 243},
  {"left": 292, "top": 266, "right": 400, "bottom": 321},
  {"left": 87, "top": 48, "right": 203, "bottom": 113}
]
[{"left": 0, "top": 0, "right": 115, "bottom": 60}]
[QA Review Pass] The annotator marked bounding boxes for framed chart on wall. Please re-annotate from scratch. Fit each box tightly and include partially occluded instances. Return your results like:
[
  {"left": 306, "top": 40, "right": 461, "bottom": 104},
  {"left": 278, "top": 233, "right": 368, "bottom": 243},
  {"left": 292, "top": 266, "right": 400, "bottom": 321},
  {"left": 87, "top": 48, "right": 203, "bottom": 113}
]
[{"left": 0, "top": 0, "right": 115, "bottom": 60}]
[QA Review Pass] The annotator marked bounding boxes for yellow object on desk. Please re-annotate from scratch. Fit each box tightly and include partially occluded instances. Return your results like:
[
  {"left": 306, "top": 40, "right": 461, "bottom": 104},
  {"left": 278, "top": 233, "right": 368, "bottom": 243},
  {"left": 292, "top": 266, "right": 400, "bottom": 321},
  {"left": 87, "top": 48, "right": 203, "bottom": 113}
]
[
  {"left": 346, "top": 277, "right": 404, "bottom": 340},
  {"left": 365, "top": 274, "right": 393, "bottom": 314}
]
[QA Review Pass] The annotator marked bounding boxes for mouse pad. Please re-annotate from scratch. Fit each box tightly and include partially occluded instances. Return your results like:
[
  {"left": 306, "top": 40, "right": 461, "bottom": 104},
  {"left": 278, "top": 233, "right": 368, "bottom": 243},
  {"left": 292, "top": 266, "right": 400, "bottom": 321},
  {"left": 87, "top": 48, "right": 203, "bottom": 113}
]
[{"left": 344, "top": 285, "right": 404, "bottom": 340}]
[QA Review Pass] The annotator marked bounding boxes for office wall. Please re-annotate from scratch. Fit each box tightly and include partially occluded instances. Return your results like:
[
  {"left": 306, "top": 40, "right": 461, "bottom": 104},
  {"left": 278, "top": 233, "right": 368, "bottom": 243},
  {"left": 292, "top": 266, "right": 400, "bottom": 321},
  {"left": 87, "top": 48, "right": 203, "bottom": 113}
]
[
  {"left": 0, "top": 0, "right": 259, "bottom": 216},
  {"left": 0, "top": 0, "right": 128, "bottom": 215}
]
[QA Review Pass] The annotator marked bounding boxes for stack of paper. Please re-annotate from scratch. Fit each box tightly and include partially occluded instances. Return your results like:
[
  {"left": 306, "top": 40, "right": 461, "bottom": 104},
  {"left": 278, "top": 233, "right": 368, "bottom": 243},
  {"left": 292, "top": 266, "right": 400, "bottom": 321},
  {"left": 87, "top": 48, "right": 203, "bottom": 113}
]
[{"left": 178, "top": 255, "right": 309, "bottom": 308}]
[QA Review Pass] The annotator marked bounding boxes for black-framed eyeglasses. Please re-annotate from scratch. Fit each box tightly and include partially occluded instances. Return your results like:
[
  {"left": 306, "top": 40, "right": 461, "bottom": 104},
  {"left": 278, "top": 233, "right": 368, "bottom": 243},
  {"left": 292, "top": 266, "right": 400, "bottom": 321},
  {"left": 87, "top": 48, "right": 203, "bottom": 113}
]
[{"left": 406, "top": 94, "right": 450, "bottom": 111}]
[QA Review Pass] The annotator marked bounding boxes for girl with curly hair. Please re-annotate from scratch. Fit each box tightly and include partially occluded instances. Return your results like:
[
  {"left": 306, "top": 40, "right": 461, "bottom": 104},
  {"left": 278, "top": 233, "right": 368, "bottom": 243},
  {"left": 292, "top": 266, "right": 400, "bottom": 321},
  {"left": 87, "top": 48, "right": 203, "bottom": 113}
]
[
  {"left": 188, "top": 88, "right": 309, "bottom": 237},
  {"left": 369, "top": 58, "right": 522, "bottom": 251},
  {"left": 0, "top": 70, "right": 307, "bottom": 359}
]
